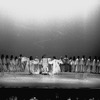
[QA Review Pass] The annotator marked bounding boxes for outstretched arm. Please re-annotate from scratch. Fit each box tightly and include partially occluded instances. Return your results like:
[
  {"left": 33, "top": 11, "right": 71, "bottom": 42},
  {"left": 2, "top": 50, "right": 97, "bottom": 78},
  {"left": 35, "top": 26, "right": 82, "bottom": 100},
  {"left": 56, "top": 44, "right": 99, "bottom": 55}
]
[{"left": 48, "top": 60, "right": 53, "bottom": 64}]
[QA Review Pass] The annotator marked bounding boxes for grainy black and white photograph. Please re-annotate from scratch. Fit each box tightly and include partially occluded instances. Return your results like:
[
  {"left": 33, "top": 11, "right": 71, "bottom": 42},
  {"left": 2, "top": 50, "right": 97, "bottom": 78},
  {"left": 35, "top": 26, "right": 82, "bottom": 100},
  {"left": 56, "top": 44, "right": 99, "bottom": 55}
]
[{"left": 0, "top": 0, "right": 100, "bottom": 100}]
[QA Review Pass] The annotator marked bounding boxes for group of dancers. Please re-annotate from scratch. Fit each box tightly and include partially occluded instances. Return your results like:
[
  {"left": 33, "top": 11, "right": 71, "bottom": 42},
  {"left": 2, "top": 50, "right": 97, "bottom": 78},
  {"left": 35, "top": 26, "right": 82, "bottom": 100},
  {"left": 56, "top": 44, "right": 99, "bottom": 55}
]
[{"left": 0, "top": 54, "right": 100, "bottom": 75}]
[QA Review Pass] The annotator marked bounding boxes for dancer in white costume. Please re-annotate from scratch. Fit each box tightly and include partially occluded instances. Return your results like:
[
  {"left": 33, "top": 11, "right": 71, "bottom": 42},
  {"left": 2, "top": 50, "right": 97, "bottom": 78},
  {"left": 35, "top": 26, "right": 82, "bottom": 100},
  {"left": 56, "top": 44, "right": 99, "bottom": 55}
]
[
  {"left": 75, "top": 58, "right": 79, "bottom": 73},
  {"left": 92, "top": 59, "right": 96, "bottom": 73},
  {"left": 47, "top": 58, "right": 52, "bottom": 73},
  {"left": 71, "top": 56, "right": 76, "bottom": 72},
  {"left": 48, "top": 56, "right": 63, "bottom": 75},
  {"left": 68, "top": 57, "right": 72, "bottom": 72},
  {"left": 97, "top": 59, "right": 100, "bottom": 73},
  {"left": 15, "top": 56, "right": 19, "bottom": 72},
  {"left": 86, "top": 57, "right": 91, "bottom": 73},
  {"left": 29, "top": 56, "right": 34, "bottom": 74},
  {"left": 33, "top": 57, "right": 40, "bottom": 74},
  {"left": 2, "top": 57, "right": 7, "bottom": 72},
  {"left": 21, "top": 57, "right": 29, "bottom": 72},
  {"left": 0, "top": 57, "right": 2, "bottom": 72},
  {"left": 9, "top": 55, "right": 15, "bottom": 72},
  {"left": 18, "top": 54, "right": 23, "bottom": 71},
  {"left": 6, "top": 55, "right": 10, "bottom": 72},
  {"left": 29, "top": 56, "right": 40, "bottom": 74},
  {"left": 21, "top": 57, "right": 30, "bottom": 73},
  {"left": 40, "top": 55, "right": 49, "bottom": 74},
  {"left": 63, "top": 55, "right": 69, "bottom": 72},
  {"left": 80, "top": 58, "right": 84, "bottom": 73}
]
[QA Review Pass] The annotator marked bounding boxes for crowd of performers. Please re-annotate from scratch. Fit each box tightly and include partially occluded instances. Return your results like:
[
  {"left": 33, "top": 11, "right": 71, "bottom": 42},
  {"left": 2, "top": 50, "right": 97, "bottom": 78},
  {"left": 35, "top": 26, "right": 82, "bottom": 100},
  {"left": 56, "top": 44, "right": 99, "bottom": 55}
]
[{"left": 0, "top": 54, "right": 100, "bottom": 75}]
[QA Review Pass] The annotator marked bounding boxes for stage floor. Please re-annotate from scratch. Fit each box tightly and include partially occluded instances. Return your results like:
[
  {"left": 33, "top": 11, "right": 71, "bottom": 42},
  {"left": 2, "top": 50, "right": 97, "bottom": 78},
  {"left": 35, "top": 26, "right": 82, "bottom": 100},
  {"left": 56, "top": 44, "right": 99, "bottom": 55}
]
[{"left": 0, "top": 72, "right": 100, "bottom": 88}]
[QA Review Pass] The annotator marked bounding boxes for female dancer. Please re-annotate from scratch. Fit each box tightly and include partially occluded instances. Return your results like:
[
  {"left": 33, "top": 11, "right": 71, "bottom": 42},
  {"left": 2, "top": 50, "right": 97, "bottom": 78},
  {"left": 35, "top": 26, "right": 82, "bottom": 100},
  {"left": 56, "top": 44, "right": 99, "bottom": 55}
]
[{"left": 48, "top": 56, "right": 63, "bottom": 75}]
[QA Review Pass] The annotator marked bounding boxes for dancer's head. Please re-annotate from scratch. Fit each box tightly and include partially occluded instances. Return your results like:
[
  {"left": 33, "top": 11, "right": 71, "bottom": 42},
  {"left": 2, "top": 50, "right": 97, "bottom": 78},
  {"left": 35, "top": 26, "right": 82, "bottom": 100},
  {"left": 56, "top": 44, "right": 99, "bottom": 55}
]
[
  {"left": 60, "top": 56, "right": 63, "bottom": 60},
  {"left": 77, "top": 56, "right": 80, "bottom": 59},
  {"left": 69, "top": 57, "right": 72, "bottom": 60},
  {"left": 89, "top": 56, "right": 91, "bottom": 60},
  {"left": 1, "top": 54, "right": 4, "bottom": 59},
  {"left": 30, "top": 56, "right": 33, "bottom": 60},
  {"left": 65, "top": 55, "right": 67, "bottom": 58},
  {"left": 82, "top": 55, "right": 85, "bottom": 59},
  {"left": 42, "top": 54, "right": 46, "bottom": 58},
  {"left": 53, "top": 56, "right": 56, "bottom": 59},
  {"left": 19, "top": 54, "right": 22, "bottom": 57},
  {"left": 10, "top": 55, "right": 13, "bottom": 60},
  {"left": 6, "top": 55, "right": 9, "bottom": 59},
  {"left": 73, "top": 56, "right": 76, "bottom": 60},
  {"left": 15, "top": 56, "right": 18, "bottom": 60}
]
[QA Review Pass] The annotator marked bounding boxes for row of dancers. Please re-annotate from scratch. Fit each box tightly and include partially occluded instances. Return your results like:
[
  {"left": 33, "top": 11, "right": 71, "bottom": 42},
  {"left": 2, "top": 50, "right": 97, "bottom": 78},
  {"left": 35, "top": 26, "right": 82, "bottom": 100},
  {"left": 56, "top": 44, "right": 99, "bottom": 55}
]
[{"left": 0, "top": 54, "right": 100, "bottom": 75}]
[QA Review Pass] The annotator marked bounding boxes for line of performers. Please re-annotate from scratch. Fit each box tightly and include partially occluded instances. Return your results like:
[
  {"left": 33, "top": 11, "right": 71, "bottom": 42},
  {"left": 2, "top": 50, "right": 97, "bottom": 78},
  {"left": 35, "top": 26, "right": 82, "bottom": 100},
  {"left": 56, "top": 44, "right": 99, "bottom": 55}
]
[{"left": 0, "top": 54, "right": 100, "bottom": 75}]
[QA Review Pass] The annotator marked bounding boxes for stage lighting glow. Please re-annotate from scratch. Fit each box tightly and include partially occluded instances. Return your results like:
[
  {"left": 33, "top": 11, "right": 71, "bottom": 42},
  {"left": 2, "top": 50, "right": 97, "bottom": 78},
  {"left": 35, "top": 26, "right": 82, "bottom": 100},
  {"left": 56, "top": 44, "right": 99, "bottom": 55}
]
[{"left": 0, "top": 0, "right": 99, "bottom": 24}]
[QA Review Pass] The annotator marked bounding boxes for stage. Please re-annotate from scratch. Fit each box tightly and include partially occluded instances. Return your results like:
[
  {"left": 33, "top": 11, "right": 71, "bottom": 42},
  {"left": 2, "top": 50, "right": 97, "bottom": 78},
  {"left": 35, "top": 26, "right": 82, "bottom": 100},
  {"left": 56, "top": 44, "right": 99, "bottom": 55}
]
[{"left": 0, "top": 72, "right": 100, "bottom": 88}]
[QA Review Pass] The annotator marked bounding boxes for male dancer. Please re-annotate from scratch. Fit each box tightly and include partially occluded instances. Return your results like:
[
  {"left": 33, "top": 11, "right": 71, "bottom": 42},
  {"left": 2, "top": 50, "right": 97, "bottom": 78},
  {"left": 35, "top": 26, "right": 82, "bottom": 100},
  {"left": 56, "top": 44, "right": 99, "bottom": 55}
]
[
  {"left": 18, "top": 54, "right": 23, "bottom": 71},
  {"left": 33, "top": 56, "right": 40, "bottom": 74},
  {"left": 97, "top": 57, "right": 100, "bottom": 73},
  {"left": 63, "top": 55, "right": 69, "bottom": 72},
  {"left": 0, "top": 54, "right": 4, "bottom": 76},
  {"left": 86, "top": 56, "right": 91, "bottom": 73},
  {"left": 29, "top": 56, "right": 34, "bottom": 74},
  {"left": 40, "top": 55, "right": 49, "bottom": 74},
  {"left": 71, "top": 56, "right": 76, "bottom": 72},
  {"left": 5, "top": 55, "right": 10, "bottom": 72},
  {"left": 0, "top": 56, "right": 2, "bottom": 72}
]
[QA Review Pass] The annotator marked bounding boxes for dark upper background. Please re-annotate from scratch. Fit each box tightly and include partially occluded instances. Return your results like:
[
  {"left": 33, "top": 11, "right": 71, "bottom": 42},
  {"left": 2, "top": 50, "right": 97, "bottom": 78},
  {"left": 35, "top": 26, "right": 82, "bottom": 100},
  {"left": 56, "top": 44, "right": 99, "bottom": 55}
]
[{"left": 0, "top": 0, "right": 100, "bottom": 59}]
